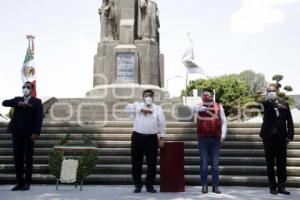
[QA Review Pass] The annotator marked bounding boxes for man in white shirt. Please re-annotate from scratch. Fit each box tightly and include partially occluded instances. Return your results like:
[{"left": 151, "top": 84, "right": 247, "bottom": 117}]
[
  {"left": 189, "top": 88, "right": 227, "bottom": 194},
  {"left": 125, "top": 89, "right": 166, "bottom": 193}
]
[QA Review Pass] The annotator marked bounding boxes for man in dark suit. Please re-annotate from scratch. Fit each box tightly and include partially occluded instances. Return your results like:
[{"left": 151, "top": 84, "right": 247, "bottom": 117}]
[
  {"left": 259, "top": 85, "right": 294, "bottom": 195},
  {"left": 2, "top": 82, "right": 43, "bottom": 191}
]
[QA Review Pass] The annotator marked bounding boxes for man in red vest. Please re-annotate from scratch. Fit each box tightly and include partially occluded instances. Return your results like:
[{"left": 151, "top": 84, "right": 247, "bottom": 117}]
[{"left": 190, "top": 88, "right": 227, "bottom": 194}]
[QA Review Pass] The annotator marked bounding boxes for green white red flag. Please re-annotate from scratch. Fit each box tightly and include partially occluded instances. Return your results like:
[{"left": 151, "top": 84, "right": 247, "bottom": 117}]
[{"left": 21, "top": 35, "right": 37, "bottom": 97}]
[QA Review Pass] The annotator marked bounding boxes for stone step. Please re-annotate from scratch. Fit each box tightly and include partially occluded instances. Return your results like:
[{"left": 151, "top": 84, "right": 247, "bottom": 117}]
[
  {"left": 1, "top": 121, "right": 299, "bottom": 129},
  {"left": 1, "top": 156, "right": 300, "bottom": 166},
  {"left": 0, "top": 127, "right": 300, "bottom": 140},
  {"left": 0, "top": 173, "right": 300, "bottom": 187},
  {"left": 1, "top": 148, "right": 300, "bottom": 158},
  {"left": 1, "top": 133, "right": 300, "bottom": 142},
  {"left": 1, "top": 164, "right": 300, "bottom": 176},
  {"left": 1, "top": 126, "right": 299, "bottom": 135},
  {"left": 1, "top": 140, "right": 300, "bottom": 149},
  {"left": 1, "top": 120, "right": 300, "bottom": 187}
]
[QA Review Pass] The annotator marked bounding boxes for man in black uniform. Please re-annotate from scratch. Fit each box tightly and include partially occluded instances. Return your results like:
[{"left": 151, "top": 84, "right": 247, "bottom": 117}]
[
  {"left": 259, "top": 85, "right": 294, "bottom": 195},
  {"left": 2, "top": 82, "right": 43, "bottom": 191}
]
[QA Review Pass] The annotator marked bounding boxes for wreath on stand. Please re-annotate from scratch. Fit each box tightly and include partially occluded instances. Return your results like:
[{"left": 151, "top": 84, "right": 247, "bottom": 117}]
[{"left": 49, "top": 134, "right": 98, "bottom": 187}]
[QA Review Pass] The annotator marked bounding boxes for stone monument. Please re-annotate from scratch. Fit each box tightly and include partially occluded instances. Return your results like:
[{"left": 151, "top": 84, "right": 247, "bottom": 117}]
[{"left": 86, "top": 0, "right": 167, "bottom": 100}]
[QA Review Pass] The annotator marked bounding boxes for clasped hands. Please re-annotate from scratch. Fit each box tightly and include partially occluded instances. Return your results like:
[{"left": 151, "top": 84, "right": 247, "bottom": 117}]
[
  {"left": 31, "top": 134, "right": 40, "bottom": 141},
  {"left": 18, "top": 102, "right": 32, "bottom": 108},
  {"left": 141, "top": 108, "right": 153, "bottom": 116}
]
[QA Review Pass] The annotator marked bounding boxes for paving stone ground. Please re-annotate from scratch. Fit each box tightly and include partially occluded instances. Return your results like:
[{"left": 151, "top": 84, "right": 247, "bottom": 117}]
[{"left": 1, "top": 185, "right": 300, "bottom": 200}]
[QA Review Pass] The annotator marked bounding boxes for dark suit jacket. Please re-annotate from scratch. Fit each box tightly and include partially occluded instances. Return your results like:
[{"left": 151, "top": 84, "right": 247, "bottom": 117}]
[
  {"left": 2, "top": 96, "right": 43, "bottom": 137},
  {"left": 259, "top": 100, "right": 294, "bottom": 140}
]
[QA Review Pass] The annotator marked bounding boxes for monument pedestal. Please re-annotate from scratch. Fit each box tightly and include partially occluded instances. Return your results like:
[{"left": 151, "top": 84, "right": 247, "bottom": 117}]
[
  {"left": 86, "top": 0, "right": 169, "bottom": 102},
  {"left": 91, "top": 40, "right": 166, "bottom": 100},
  {"left": 91, "top": 0, "right": 166, "bottom": 101},
  {"left": 86, "top": 83, "right": 168, "bottom": 101}
]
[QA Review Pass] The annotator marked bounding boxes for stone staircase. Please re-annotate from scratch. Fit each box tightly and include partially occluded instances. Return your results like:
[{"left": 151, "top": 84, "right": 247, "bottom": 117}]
[{"left": 0, "top": 121, "right": 300, "bottom": 187}]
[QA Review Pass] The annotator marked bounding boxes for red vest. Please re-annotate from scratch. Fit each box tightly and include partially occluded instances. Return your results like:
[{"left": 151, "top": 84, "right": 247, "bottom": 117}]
[{"left": 197, "top": 103, "right": 222, "bottom": 138}]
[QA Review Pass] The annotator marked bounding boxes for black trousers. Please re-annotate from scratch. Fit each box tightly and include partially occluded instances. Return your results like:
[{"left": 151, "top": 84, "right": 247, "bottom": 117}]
[
  {"left": 263, "top": 135, "right": 287, "bottom": 188},
  {"left": 12, "top": 134, "right": 35, "bottom": 185},
  {"left": 131, "top": 132, "right": 158, "bottom": 188}
]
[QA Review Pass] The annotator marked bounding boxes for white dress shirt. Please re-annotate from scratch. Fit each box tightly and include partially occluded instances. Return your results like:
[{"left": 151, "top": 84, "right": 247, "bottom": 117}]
[
  {"left": 189, "top": 104, "right": 227, "bottom": 139},
  {"left": 24, "top": 96, "right": 31, "bottom": 104},
  {"left": 125, "top": 102, "right": 166, "bottom": 138}
]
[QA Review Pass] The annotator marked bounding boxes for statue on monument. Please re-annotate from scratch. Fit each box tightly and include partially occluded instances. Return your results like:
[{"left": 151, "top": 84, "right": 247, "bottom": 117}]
[
  {"left": 99, "top": 0, "right": 118, "bottom": 41},
  {"left": 89, "top": 0, "right": 166, "bottom": 99},
  {"left": 137, "top": 0, "right": 160, "bottom": 42}
]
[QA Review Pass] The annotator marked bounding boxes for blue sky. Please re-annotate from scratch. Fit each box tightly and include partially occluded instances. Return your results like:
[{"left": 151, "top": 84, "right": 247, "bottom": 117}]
[{"left": 0, "top": 0, "right": 299, "bottom": 109}]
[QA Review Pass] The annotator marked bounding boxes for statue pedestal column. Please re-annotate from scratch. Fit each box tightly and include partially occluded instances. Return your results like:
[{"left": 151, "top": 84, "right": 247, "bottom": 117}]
[
  {"left": 134, "top": 40, "right": 161, "bottom": 86},
  {"left": 86, "top": 83, "right": 167, "bottom": 101},
  {"left": 88, "top": 43, "right": 168, "bottom": 100},
  {"left": 87, "top": 0, "right": 168, "bottom": 101}
]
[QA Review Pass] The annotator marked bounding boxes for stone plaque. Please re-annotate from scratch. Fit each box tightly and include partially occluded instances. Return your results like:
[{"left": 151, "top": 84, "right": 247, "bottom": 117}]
[{"left": 116, "top": 52, "right": 135, "bottom": 81}]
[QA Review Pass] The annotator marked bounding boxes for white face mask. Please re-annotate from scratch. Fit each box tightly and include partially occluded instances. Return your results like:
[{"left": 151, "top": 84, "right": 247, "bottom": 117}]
[
  {"left": 267, "top": 92, "right": 277, "bottom": 100},
  {"left": 22, "top": 88, "right": 31, "bottom": 96},
  {"left": 144, "top": 97, "right": 153, "bottom": 106}
]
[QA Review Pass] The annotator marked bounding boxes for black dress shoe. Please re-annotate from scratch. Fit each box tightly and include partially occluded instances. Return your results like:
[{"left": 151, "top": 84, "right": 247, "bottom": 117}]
[
  {"left": 201, "top": 185, "right": 208, "bottom": 193},
  {"left": 11, "top": 184, "right": 25, "bottom": 191},
  {"left": 146, "top": 187, "right": 157, "bottom": 193},
  {"left": 269, "top": 187, "right": 278, "bottom": 195},
  {"left": 278, "top": 187, "right": 290, "bottom": 195},
  {"left": 212, "top": 186, "right": 221, "bottom": 194},
  {"left": 21, "top": 184, "right": 30, "bottom": 191},
  {"left": 133, "top": 187, "right": 142, "bottom": 193}
]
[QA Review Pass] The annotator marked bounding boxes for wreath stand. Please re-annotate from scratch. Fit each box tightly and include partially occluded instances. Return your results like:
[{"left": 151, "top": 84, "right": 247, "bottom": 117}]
[{"left": 49, "top": 134, "right": 98, "bottom": 191}]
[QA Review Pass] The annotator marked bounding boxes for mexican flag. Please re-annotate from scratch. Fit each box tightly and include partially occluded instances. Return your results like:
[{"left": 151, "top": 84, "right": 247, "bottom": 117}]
[{"left": 21, "top": 35, "right": 37, "bottom": 97}]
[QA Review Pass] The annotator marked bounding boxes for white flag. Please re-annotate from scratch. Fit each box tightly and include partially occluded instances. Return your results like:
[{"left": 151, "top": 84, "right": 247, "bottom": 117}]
[{"left": 182, "top": 34, "right": 205, "bottom": 74}]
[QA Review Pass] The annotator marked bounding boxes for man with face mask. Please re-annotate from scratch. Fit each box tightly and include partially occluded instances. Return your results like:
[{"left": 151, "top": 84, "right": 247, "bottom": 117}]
[
  {"left": 258, "top": 85, "right": 294, "bottom": 195},
  {"left": 189, "top": 88, "right": 227, "bottom": 194},
  {"left": 125, "top": 89, "right": 166, "bottom": 193},
  {"left": 2, "top": 82, "right": 43, "bottom": 191}
]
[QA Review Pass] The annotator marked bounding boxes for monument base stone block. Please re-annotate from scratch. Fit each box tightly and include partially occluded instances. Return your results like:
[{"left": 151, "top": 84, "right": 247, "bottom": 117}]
[{"left": 86, "top": 83, "right": 168, "bottom": 101}]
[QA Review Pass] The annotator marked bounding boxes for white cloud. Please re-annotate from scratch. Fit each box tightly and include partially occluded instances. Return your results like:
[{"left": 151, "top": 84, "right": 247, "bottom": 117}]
[{"left": 230, "top": 0, "right": 300, "bottom": 34}]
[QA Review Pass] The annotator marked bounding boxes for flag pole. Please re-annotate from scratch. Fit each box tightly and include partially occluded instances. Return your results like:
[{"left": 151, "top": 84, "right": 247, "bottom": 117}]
[
  {"left": 184, "top": 33, "right": 191, "bottom": 106},
  {"left": 185, "top": 71, "right": 188, "bottom": 105}
]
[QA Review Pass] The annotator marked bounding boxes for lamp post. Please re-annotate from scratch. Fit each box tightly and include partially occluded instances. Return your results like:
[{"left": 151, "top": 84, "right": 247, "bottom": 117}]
[{"left": 166, "top": 75, "right": 184, "bottom": 91}]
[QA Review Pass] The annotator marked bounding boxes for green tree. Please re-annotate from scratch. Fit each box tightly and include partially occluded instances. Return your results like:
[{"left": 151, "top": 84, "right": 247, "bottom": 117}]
[
  {"left": 284, "top": 85, "right": 293, "bottom": 92},
  {"left": 272, "top": 74, "right": 284, "bottom": 90},
  {"left": 183, "top": 75, "right": 253, "bottom": 116},
  {"left": 271, "top": 74, "right": 295, "bottom": 106},
  {"left": 239, "top": 70, "right": 268, "bottom": 95},
  {"left": 272, "top": 74, "right": 284, "bottom": 82}
]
